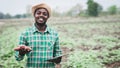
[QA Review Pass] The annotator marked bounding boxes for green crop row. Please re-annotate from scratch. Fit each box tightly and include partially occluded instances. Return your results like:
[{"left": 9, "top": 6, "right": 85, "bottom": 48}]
[{"left": 0, "top": 19, "right": 120, "bottom": 68}]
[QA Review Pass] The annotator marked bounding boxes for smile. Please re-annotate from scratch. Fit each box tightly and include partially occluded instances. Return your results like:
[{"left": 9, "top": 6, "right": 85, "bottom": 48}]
[{"left": 38, "top": 17, "right": 44, "bottom": 23}]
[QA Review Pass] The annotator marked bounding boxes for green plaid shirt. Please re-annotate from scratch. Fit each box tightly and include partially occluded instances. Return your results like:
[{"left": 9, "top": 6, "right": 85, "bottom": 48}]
[{"left": 15, "top": 24, "right": 62, "bottom": 68}]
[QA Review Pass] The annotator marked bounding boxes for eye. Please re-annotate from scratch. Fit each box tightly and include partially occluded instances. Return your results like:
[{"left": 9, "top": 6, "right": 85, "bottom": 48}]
[
  {"left": 43, "top": 12, "right": 48, "bottom": 16},
  {"left": 36, "top": 12, "right": 41, "bottom": 15}
]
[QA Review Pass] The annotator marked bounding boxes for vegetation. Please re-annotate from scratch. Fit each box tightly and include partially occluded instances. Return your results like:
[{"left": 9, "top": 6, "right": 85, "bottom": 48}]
[
  {"left": 0, "top": 15, "right": 120, "bottom": 68},
  {"left": 0, "top": 12, "right": 29, "bottom": 19},
  {"left": 87, "top": 0, "right": 99, "bottom": 16},
  {"left": 107, "top": 5, "right": 117, "bottom": 15}
]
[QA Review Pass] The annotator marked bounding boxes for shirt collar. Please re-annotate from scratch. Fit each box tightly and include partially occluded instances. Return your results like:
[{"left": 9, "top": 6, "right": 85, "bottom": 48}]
[{"left": 32, "top": 23, "right": 51, "bottom": 34}]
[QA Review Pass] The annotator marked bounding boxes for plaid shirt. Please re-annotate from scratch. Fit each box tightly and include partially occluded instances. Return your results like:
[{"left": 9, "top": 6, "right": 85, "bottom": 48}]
[{"left": 15, "top": 24, "right": 62, "bottom": 68}]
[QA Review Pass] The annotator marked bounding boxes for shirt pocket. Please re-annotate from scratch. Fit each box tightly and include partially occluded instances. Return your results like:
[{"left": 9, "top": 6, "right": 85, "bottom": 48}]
[{"left": 47, "top": 40, "right": 55, "bottom": 51}]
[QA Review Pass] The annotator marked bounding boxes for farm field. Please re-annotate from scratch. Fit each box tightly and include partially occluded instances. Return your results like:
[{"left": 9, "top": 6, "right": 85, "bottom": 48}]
[{"left": 0, "top": 16, "right": 120, "bottom": 68}]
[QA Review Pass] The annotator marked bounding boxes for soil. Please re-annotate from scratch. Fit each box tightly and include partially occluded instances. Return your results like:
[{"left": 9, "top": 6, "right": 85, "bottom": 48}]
[
  {"left": 0, "top": 22, "right": 4, "bottom": 25},
  {"left": 105, "top": 61, "right": 120, "bottom": 68},
  {"left": 61, "top": 46, "right": 120, "bottom": 68},
  {"left": 61, "top": 47, "right": 71, "bottom": 62}
]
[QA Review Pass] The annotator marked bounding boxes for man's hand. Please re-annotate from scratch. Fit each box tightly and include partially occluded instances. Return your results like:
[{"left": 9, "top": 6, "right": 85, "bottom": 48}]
[{"left": 14, "top": 45, "right": 32, "bottom": 56}]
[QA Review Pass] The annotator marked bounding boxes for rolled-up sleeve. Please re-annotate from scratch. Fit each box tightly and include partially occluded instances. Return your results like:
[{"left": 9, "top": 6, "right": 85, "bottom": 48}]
[{"left": 53, "top": 35, "right": 62, "bottom": 57}]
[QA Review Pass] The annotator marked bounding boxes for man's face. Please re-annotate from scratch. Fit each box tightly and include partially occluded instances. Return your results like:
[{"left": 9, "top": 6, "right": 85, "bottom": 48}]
[{"left": 34, "top": 8, "right": 49, "bottom": 26}]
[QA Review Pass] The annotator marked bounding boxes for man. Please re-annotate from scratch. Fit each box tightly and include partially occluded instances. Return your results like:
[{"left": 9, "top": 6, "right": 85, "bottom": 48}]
[{"left": 14, "top": 3, "right": 62, "bottom": 68}]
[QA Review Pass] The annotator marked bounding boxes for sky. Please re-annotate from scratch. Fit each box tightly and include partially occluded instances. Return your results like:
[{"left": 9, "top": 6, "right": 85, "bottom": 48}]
[{"left": 0, "top": 0, "right": 120, "bottom": 15}]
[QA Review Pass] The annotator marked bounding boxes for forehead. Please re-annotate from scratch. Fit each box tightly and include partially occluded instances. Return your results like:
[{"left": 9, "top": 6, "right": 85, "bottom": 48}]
[{"left": 35, "top": 8, "right": 48, "bottom": 13}]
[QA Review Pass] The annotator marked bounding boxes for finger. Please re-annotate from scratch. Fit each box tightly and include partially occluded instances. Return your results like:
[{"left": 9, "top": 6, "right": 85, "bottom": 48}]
[
  {"left": 14, "top": 46, "right": 21, "bottom": 51},
  {"left": 25, "top": 46, "right": 32, "bottom": 51}
]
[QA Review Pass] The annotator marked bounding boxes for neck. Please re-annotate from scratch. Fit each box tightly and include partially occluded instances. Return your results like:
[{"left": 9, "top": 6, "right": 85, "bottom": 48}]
[{"left": 35, "top": 23, "right": 46, "bottom": 32}]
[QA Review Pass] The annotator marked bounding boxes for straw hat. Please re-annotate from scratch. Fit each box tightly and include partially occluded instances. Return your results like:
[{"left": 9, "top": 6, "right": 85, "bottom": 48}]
[{"left": 32, "top": 3, "right": 51, "bottom": 17}]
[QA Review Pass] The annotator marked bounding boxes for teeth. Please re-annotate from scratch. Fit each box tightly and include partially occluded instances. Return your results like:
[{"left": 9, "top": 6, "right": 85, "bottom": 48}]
[{"left": 39, "top": 18, "right": 43, "bottom": 21}]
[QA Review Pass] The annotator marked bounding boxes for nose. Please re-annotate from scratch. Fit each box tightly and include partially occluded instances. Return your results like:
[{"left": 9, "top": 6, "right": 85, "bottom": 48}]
[{"left": 39, "top": 13, "right": 44, "bottom": 16}]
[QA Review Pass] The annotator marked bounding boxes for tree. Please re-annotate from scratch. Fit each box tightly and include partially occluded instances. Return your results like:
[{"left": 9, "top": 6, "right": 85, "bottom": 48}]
[
  {"left": 0, "top": 12, "right": 5, "bottom": 19},
  {"left": 5, "top": 13, "right": 12, "bottom": 19},
  {"left": 87, "top": 0, "right": 101, "bottom": 16},
  {"left": 0, "top": 12, "right": 12, "bottom": 19},
  {"left": 14, "top": 14, "right": 22, "bottom": 18},
  {"left": 22, "top": 14, "right": 27, "bottom": 18},
  {"left": 108, "top": 5, "right": 117, "bottom": 15},
  {"left": 117, "top": 7, "right": 120, "bottom": 14},
  {"left": 97, "top": 5, "right": 103, "bottom": 14}
]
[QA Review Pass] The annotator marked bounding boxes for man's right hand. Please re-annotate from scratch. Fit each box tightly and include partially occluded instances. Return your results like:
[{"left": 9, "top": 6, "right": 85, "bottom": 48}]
[{"left": 14, "top": 45, "right": 32, "bottom": 56}]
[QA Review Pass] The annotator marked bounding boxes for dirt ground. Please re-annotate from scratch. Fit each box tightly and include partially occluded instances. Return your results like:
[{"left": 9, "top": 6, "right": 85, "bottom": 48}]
[{"left": 61, "top": 46, "right": 120, "bottom": 68}]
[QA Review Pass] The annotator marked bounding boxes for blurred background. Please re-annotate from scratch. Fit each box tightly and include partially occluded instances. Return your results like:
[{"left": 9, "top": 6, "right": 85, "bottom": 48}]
[
  {"left": 0, "top": 0, "right": 120, "bottom": 68},
  {"left": 0, "top": 0, "right": 120, "bottom": 18}
]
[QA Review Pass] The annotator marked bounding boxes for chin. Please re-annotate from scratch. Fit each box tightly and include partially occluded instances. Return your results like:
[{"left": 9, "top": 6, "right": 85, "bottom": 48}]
[{"left": 36, "top": 22, "right": 46, "bottom": 26}]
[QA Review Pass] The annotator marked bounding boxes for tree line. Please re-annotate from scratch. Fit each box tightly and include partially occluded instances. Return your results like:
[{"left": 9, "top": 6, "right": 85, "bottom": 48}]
[
  {"left": 86, "top": 0, "right": 119, "bottom": 16},
  {"left": 0, "top": 0, "right": 120, "bottom": 19},
  {"left": 66, "top": 0, "right": 120, "bottom": 17},
  {"left": 0, "top": 12, "right": 31, "bottom": 19}
]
